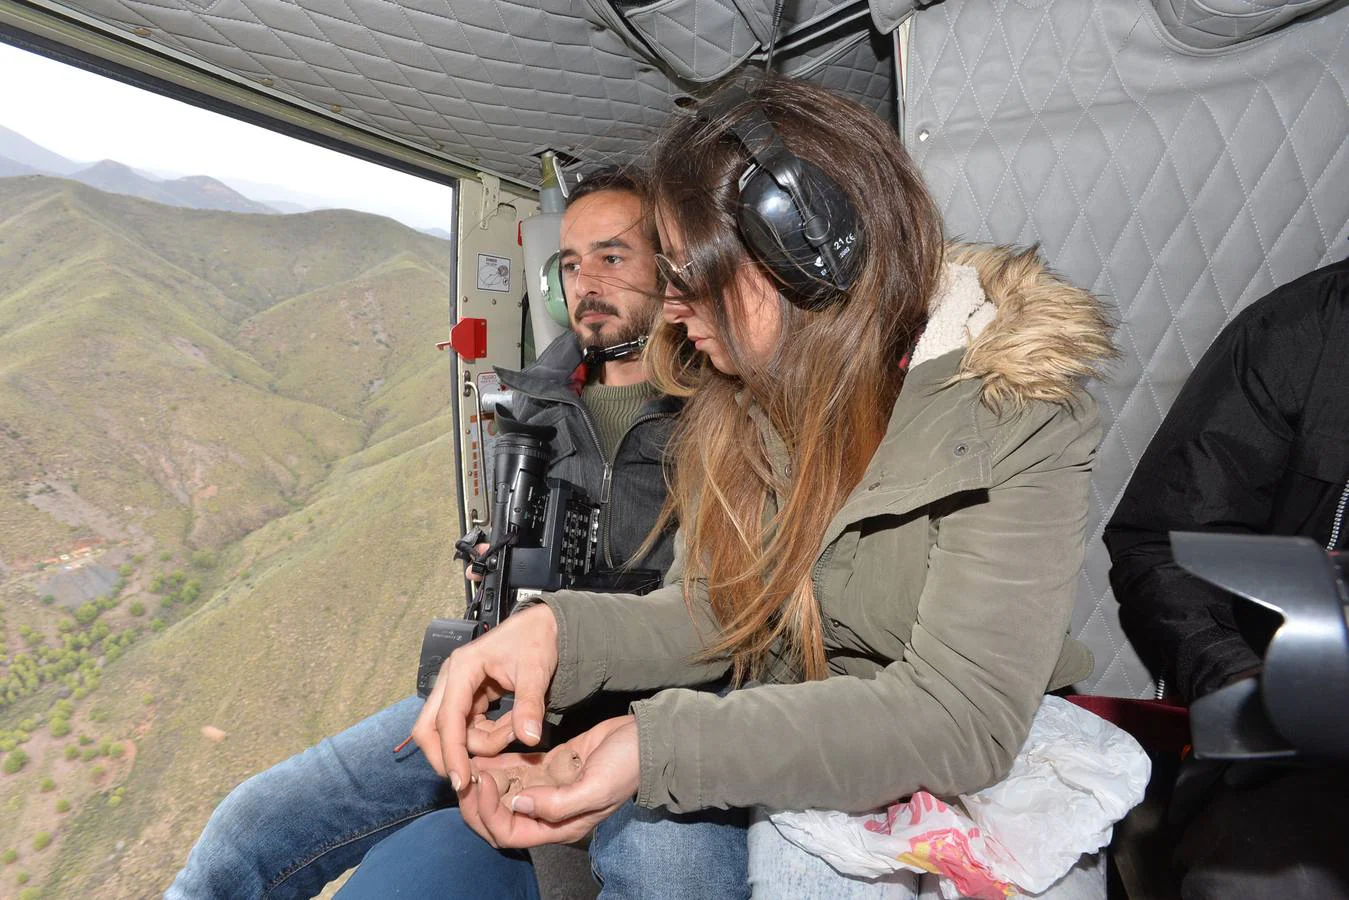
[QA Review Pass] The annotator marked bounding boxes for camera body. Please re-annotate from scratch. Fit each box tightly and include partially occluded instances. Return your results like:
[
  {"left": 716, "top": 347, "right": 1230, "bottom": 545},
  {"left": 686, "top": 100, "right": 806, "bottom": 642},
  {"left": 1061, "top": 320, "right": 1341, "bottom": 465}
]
[{"left": 416, "top": 407, "right": 659, "bottom": 699}]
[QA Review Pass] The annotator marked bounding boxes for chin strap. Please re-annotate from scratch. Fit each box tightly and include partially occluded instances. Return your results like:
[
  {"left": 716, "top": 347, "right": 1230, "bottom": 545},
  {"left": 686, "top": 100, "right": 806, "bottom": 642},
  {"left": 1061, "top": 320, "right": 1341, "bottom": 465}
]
[{"left": 582, "top": 335, "right": 648, "bottom": 365}]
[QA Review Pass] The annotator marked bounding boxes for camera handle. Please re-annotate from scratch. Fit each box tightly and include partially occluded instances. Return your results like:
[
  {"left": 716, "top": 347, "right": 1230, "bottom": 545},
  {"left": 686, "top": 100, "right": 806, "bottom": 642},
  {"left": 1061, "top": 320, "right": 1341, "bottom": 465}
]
[
  {"left": 454, "top": 528, "right": 519, "bottom": 622},
  {"left": 442, "top": 527, "right": 550, "bottom": 746}
]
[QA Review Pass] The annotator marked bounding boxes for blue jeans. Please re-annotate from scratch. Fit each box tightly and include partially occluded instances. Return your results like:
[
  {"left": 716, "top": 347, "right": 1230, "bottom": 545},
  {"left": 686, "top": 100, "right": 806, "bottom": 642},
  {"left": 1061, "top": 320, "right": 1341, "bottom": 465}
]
[
  {"left": 337, "top": 801, "right": 749, "bottom": 900},
  {"left": 167, "top": 695, "right": 749, "bottom": 899},
  {"left": 337, "top": 809, "right": 539, "bottom": 899},
  {"left": 166, "top": 697, "right": 473, "bottom": 899}
]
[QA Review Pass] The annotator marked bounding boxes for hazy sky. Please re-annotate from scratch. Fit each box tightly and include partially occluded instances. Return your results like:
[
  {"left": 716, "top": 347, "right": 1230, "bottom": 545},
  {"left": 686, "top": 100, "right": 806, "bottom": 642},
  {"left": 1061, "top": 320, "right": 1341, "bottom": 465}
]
[{"left": 0, "top": 41, "right": 455, "bottom": 232}]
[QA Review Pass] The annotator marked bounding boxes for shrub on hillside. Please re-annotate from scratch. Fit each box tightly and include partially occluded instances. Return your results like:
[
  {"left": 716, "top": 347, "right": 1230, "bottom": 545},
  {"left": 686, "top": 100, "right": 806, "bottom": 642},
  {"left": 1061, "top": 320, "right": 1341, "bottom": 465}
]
[
  {"left": 49, "top": 719, "right": 70, "bottom": 738},
  {"left": 31, "top": 833, "right": 50, "bottom": 851},
  {"left": 1, "top": 849, "right": 15, "bottom": 864},
  {"left": 38, "top": 777, "right": 55, "bottom": 793},
  {"left": 129, "top": 602, "right": 146, "bottom": 617},
  {"left": 3, "top": 750, "right": 29, "bottom": 774},
  {"left": 190, "top": 549, "right": 218, "bottom": 569},
  {"left": 56, "top": 798, "right": 70, "bottom": 813},
  {"left": 63, "top": 746, "right": 78, "bottom": 761}
]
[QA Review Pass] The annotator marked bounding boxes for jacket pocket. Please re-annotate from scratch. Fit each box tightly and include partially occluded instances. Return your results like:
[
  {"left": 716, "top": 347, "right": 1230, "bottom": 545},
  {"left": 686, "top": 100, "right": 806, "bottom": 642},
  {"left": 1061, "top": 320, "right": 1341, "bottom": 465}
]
[{"left": 524, "top": 406, "right": 583, "bottom": 466}]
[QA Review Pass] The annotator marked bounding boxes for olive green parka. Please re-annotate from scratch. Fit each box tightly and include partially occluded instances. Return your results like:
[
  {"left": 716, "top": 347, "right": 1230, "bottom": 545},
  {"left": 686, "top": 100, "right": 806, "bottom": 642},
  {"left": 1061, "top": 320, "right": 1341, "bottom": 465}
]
[{"left": 538, "top": 244, "right": 1115, "bottom": 814}]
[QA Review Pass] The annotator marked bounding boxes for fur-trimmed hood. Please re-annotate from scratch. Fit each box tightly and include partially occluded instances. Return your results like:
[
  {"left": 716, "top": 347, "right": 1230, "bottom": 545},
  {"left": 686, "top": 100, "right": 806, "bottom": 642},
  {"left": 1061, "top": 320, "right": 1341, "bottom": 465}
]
[{"left": 911, "top": 243, "right": 1117, "bottom": 412}]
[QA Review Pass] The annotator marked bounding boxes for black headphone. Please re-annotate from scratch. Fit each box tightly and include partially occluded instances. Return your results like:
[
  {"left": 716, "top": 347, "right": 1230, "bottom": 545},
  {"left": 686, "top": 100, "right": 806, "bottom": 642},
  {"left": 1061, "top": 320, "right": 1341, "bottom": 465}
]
[{"left": 699, "top": 86, "right": 864, "bottom": 310}]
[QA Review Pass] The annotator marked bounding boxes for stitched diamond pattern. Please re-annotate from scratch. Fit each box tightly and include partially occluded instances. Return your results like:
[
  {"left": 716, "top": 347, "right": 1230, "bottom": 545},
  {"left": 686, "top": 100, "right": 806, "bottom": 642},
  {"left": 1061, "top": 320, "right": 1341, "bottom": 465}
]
[
  {"left": 908, "top": 0, "right": 1349, "bottom": 696},
  {"left": 52, "top": 0, "right": 893, "bottom": 184}
]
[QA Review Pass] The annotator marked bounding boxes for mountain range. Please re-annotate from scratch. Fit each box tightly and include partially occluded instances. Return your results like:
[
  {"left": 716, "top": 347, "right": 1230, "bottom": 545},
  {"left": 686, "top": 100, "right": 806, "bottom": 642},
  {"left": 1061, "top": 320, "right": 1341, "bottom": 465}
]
[
  {"left": 0, "top": 172, "right": 461, "bottom": 897},
  {"left": 0, "top": 125, "right": 278, "bottom": 215}
]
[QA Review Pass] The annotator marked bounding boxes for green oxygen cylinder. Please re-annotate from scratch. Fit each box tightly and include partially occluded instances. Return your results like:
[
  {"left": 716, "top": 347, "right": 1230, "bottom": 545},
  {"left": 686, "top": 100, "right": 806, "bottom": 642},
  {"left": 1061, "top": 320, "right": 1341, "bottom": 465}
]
[{"left": 521, "top": 153, "right": 569, "bottom": 356}]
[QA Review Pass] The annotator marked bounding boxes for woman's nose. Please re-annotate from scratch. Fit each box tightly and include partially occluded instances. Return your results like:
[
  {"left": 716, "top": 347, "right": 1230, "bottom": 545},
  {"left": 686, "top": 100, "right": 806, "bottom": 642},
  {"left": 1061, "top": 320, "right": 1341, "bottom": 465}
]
[{"left": 662, "top": 297, "right": 692, "bottom": 323}]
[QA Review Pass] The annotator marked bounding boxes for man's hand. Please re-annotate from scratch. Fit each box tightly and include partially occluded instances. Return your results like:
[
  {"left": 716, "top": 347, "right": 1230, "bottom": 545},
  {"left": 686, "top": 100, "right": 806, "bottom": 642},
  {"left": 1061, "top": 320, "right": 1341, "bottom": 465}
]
[
  {"left": 464, "top": 540, "right": 489, "bottom": 582},
  {"left": 411, "top": 603, "right": 560, "bottom": 792},
  {"left": 462, "top": 716, "right": 641, "bottom": 848}
]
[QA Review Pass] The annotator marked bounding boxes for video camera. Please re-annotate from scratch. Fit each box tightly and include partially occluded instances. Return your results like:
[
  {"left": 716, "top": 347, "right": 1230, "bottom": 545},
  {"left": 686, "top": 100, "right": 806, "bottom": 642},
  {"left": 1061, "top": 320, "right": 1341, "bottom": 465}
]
[{"left": 416, "top": 407, "right": 660, "bottom": 721}]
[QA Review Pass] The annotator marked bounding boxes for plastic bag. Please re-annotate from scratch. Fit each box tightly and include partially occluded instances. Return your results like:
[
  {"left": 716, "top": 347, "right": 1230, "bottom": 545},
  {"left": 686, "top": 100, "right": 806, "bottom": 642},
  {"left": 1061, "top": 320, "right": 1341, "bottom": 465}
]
[{"left": 769, "top": 696, "right": 1151, "bottom": 898}]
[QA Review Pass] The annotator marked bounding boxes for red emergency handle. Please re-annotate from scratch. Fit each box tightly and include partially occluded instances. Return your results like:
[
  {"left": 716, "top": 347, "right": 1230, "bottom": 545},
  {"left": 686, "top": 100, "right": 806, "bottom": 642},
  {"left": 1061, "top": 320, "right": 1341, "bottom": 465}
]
[{"left": 438, "top": 317, "right": 488, "bottom": 361}]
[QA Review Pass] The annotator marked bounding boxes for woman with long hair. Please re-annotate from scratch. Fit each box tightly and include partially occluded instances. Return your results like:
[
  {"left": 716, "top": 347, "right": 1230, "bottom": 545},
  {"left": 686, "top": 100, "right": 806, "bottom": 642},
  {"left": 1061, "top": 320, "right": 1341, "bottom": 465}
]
[{"left": 392, "top": 76, "right": 1115, "bottom": 898}]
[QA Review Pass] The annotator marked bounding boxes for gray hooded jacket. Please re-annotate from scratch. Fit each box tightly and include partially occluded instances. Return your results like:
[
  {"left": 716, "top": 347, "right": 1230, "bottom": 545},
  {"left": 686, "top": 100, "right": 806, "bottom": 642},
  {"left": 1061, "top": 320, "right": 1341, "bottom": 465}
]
[{"left": 496, "top": 332, "right": 681, "bottom": 574}]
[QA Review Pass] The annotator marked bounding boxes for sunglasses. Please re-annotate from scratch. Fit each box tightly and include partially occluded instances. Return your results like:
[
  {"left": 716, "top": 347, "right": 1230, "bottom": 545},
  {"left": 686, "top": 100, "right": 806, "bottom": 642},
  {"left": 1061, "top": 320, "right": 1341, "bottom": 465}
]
[{"left": 654, "top": 253, "right": 696, "bottom": 296}]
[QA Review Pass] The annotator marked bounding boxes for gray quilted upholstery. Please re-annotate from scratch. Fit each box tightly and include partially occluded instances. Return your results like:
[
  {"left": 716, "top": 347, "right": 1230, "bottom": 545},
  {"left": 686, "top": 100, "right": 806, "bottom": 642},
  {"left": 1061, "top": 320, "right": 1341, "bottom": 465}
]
[
  {"left": 905, "top": 0, "right": 1349, "bottom": 697},
  {"left": 588, "top": 0, "right": 870, "bottom": 82},
  {"left": 46, "top": 0, "right": 892, "bottom": 185},
  {"left": 1153, "top": 0, "right": 1343, "bottom": 49},
  {"left": 869, "top": 0, "right": 921, "bottom": 33}
]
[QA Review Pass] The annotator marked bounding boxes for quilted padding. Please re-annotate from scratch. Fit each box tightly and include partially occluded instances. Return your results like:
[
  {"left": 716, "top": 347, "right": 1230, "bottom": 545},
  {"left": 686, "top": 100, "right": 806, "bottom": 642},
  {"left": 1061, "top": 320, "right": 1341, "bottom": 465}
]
[
  {"left": 48, "top": 0, "right": 893, "bottom": 185},
  {"left": 1152, "top": 0, "right": 1341, "bottom": 49},
  {"left": 906, "top": 0, "right": 1349, "bottom": 697},
  {"left": 585, "top": 0, "right": 857, "bottom": 82}
]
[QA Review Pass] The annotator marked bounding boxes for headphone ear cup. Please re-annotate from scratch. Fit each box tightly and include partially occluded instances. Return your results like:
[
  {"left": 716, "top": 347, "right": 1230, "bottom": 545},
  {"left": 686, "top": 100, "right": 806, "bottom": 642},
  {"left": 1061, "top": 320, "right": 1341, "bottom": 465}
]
[
  {"left": 737, "top": 161, "right": 863, "bottom": 311},
  {"left": 541, "top": 252, "right": 571, "bottom": 327}
]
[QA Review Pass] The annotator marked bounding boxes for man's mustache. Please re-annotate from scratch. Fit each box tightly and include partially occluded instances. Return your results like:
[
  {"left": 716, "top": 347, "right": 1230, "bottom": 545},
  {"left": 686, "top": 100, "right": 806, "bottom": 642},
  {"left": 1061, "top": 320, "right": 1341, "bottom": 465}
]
[{"left": 572, "top": 298, "right": 620, "bottom": 320}]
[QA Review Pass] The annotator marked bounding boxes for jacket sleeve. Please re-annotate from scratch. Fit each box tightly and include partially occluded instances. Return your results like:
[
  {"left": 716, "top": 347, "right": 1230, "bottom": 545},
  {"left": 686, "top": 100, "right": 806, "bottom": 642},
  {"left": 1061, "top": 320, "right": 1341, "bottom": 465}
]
[
  {"left": 629, "top": 400, "right": 1100, "bottom": 813},
  {"left": 538, "top": 534, "right": 731, "bottom": 710},
  {"left": 1103, "top": 302, "right": 1312, "bottom": 704}
]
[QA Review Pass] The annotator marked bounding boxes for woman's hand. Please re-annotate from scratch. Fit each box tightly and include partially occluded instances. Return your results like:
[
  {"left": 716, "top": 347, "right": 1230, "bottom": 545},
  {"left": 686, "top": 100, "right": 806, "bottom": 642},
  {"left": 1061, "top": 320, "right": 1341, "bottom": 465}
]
[
  {"left": 463, "top": 716, "right": 641, "bottom": 848},
  {"left": 411, "top": 603, "right": 560, "bottom": 792}
]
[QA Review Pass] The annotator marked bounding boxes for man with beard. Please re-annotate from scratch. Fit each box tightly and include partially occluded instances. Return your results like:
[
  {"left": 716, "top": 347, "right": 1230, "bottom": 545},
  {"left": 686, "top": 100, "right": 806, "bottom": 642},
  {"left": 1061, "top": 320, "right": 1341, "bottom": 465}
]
[
  {"left": 493, "top": 169, "right": 678, "bottom": 577},
  {"left": 167, "top": 169, "right": 747, "bottom": 900}
]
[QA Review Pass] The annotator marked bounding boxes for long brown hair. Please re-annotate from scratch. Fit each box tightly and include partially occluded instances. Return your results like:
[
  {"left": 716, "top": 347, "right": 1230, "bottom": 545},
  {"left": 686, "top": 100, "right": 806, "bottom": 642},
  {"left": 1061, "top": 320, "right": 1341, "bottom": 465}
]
[{"left": 645, "top": 77, "right": 945, "bottom": 683}]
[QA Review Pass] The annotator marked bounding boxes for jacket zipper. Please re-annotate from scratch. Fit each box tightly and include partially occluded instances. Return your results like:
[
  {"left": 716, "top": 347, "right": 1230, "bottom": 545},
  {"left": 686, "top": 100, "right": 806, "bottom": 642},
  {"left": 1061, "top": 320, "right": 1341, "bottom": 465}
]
[
  {"left": 810, "top": 544, "right": 837, "bottom": 640},
  {"left": 1327, "top": 481, "right": 1349, "bottom": 551},
  {"left": 599, "top": 411, "right": 674, "bottom": 569}
]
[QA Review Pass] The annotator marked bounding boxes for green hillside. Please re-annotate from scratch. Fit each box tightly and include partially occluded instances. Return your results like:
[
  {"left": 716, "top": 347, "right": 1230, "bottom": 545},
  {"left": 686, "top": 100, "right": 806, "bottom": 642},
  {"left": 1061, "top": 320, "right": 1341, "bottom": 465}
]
[{"left": 0, "top": 175, "right": 460, "bottom": 899}]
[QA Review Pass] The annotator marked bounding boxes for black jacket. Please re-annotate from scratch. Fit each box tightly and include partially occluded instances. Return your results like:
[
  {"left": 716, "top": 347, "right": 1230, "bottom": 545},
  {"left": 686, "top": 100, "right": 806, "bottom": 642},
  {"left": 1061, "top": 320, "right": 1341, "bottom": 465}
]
[
  {"left": 1104, "top": 256, "right": 1349, "bottom": 704},
  {"left": 496, "top": 332, "right": 681, "bottom": 574}
]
